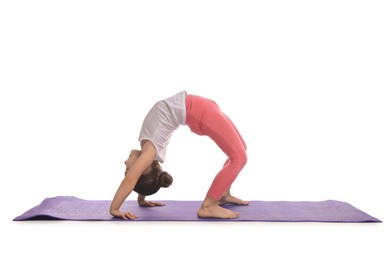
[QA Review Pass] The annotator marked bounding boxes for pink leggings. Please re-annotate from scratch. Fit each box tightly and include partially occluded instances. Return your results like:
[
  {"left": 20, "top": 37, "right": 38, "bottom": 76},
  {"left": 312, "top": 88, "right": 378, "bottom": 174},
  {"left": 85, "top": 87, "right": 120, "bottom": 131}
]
[{"left": 185, "top": 94, "right": 247, "bottom": 201}]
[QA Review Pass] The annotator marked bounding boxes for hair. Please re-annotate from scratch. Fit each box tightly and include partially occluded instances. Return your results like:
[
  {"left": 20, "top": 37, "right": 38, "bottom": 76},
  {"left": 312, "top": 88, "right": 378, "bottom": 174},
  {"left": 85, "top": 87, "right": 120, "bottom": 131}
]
[{"left": 133, "top": 161, "right": 173, "bottom": 196}]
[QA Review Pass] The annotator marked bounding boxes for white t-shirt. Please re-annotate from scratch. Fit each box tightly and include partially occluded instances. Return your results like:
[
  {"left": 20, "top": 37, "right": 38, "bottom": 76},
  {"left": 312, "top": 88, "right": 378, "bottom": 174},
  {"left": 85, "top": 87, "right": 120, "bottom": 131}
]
[{"left": 138, "top": 91, "right": 187, "bottom": 163}]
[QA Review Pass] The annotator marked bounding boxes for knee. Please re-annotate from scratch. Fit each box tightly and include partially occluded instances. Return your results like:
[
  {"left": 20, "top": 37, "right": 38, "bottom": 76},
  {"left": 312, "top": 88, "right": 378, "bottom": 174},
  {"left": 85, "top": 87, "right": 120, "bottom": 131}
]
[
  {"left": 231, "top": 149, "right": 247, "bottom": 169},
  {"left": 240, "top": 150, "right": 247, "bottom": 168}
]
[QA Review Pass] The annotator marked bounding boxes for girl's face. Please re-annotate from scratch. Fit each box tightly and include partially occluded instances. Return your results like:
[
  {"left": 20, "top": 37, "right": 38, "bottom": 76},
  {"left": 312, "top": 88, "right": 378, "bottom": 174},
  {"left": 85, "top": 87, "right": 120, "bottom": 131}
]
[
  {"left": 123, "top": 150, "right": 162, "bottom": 176},
  {"left": 124, "top": 150, "right": 141, "bottom": 174}
]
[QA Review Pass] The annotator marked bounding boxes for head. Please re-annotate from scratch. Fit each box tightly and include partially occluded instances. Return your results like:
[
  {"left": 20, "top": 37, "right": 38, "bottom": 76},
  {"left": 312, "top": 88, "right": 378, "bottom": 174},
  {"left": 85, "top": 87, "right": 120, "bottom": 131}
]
[{"left": 133, "top": 161, "right": 173, "bottom": 196}]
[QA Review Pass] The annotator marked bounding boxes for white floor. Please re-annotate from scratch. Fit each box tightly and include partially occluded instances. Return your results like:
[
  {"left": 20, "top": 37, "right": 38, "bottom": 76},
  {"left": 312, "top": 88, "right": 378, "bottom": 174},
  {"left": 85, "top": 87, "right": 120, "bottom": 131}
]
[{"left": 3, "top": 220, "right": 388, "bottom": 260}]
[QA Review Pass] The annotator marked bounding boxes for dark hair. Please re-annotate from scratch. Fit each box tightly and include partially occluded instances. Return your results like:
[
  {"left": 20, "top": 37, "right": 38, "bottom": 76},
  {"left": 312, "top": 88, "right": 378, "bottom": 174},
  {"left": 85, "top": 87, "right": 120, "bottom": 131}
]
[{"left": 133, "top": 161, "right": 173, "bottom": 196}]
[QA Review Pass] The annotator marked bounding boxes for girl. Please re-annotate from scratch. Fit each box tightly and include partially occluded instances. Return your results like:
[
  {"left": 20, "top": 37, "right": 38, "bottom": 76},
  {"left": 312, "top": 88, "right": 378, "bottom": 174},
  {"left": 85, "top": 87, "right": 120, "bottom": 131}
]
[{"left": 110, "top": 90, "right": 248, "bottom": 219}]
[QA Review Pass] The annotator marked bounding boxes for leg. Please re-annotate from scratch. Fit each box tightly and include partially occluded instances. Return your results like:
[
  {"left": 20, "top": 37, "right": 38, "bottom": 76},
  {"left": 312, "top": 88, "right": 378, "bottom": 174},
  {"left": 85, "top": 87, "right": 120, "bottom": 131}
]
[
  {"left": 186, "top": 95, "right": 248, "bottom": 218},
  {"left": 218, "top": 113, "right": 249, "bottom": 205},
  {"left": 223, "top": 113, "right": 247, "bottom": 151},
  {"left": 197, "top": 108, "right": 248, "bottom": 218},
  {"left": 204, "top": 112, "right": 247, "bottom": 200}
]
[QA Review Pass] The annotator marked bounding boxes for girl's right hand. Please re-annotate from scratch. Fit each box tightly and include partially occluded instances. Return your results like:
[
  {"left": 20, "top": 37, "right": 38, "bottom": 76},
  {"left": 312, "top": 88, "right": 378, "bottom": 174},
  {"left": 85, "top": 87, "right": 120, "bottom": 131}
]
[{"left": 110, "top": 209, "right": 138, "bottom": 220}]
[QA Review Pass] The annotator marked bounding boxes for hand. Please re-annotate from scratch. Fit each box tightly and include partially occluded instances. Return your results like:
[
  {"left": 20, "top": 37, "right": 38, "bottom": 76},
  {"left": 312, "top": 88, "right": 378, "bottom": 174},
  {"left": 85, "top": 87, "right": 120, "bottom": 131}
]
[
  {"left": 110, "top": 209, "right": 138, "bottom": 220},
  {"left": 138, "top": 200, "right": 166, "bottom": 207}
]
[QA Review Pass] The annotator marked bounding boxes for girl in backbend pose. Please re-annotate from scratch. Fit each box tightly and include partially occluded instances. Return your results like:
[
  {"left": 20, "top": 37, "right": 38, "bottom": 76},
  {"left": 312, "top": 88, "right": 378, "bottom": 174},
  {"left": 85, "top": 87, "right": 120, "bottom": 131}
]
[{"left": 110, "top": 90, "right": 248, "bottom": 220}]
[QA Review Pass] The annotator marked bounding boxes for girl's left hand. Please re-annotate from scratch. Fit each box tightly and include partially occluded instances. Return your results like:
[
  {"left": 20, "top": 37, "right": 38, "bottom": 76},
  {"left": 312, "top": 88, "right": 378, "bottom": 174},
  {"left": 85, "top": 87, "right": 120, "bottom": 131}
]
[{"left": 138, "top": 200, "right": 166, "bottom": 207}]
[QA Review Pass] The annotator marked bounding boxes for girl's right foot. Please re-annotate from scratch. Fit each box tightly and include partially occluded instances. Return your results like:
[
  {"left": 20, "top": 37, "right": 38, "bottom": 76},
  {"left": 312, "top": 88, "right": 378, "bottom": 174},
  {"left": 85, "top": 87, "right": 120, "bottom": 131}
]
[{"left": 197, "top": 196, "right": 239, "bottom": 219}]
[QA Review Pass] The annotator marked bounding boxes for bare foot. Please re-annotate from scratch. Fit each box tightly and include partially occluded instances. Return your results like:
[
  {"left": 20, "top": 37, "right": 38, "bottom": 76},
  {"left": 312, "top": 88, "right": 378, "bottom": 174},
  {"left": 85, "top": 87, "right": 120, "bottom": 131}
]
[
  {"left": 197, "top": 204, "right": 239, "bottom": 219},
  {"left": 219, "top": 194, "right": 249, "bottom": 206},
  {"left": 197, "top": 196, "right": 239, "bottom": 219}
]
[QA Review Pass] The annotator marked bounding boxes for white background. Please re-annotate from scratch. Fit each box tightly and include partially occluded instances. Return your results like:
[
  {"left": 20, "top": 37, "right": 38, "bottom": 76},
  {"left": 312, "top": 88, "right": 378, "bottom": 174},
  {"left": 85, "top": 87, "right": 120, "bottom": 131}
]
[{"left": 1, "top": 1, "right": 389, "bottom": 259}]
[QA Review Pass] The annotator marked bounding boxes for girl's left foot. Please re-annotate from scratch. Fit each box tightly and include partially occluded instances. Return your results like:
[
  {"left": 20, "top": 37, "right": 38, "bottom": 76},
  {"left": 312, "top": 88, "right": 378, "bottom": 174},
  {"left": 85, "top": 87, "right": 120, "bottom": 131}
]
[{"left": 219, "top": 194, "right": 249, "bottom": 206}]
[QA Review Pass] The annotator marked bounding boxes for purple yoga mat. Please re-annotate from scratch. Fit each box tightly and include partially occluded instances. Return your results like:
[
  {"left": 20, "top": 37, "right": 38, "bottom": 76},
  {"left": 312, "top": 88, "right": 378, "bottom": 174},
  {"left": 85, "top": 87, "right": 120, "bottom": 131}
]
[{"left": 13, "top": 196, "right": 381, "bottom": 222}]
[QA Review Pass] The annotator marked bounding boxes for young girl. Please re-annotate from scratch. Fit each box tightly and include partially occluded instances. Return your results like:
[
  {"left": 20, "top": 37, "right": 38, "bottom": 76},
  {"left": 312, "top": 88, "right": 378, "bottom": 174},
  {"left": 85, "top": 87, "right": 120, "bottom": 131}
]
[{"left": 110, "top": 90, "right": 248, "bottom": 220}]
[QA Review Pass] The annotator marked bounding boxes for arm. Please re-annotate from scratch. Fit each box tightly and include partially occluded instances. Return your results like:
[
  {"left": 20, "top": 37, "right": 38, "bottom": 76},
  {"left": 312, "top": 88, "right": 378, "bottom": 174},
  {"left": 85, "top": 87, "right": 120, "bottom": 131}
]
[{"left": 110, "top": 141, "right": 156, "bottom": 219}]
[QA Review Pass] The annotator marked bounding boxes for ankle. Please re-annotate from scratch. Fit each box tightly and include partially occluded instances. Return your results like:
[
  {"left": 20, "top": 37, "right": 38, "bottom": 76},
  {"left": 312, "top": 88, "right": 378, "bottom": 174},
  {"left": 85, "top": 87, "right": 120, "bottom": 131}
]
[{"left": 202, "top": 195, "right": 219, "bottom": 208}]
